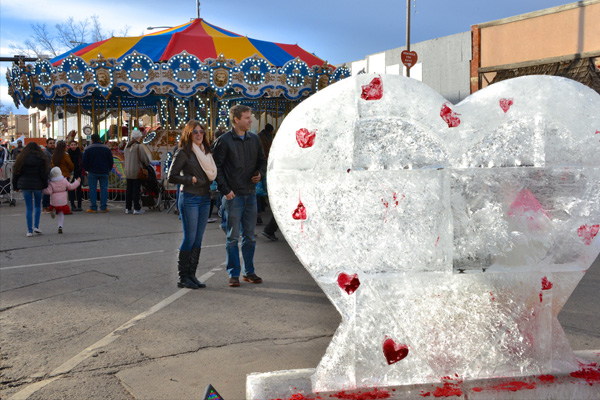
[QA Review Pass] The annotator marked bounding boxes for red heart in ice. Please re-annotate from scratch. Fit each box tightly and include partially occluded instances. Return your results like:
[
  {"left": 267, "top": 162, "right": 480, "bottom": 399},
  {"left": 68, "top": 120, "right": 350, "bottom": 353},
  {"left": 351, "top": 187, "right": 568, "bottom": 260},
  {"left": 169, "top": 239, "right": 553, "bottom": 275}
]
[
  {"left": 382, "top": 337, "right": 409, "bottom": 365},
  {"left": 337, "top": 272, "right": 360, "bottom": 295},
  {"left": 296, "top": 128, "right": 316, "bottom": 148},
  {"left": 499, "top": 98, "right": 513, "bottom": 113},
  {"left": 440, "top": 103, "right": 460, "bottom": 127},
  {"left": 361, "top": 77, "right": 383, "bottom": 100},
  {"left": 292, "top": 200, "right": 307, "bottom": 220},
  {"left": 577, "top": 224, "right": 599, "bottom": 245}
]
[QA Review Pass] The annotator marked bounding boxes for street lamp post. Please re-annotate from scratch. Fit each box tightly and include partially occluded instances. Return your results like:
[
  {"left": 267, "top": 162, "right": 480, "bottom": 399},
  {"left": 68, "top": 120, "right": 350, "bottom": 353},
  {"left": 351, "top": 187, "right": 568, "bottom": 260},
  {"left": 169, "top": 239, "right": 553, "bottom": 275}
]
[{"left": 406, "top": 0, "right": 411, "bottom": 78}]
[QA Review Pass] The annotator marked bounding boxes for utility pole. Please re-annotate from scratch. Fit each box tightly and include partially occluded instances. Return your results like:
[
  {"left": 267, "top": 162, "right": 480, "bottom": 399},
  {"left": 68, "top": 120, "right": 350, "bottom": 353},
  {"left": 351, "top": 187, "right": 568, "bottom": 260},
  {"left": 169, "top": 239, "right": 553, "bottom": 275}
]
[{"left": 406, "top": 0, "right": 411, "bottom": 77}]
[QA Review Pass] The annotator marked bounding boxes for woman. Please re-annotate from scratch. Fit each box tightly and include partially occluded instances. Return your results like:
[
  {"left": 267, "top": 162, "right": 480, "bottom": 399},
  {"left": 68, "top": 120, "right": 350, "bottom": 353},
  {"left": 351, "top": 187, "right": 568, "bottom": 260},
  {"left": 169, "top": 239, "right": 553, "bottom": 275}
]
[
  {"left": 67, "top": 140, "right": 84, "bottom": 211},
  {"left": 12, "top": 142, "right": 50, "bottom": 236},
  {"left": 51, "top": 141, "right": 74, "bottom": 215},
  {"left": 124, "top": 129, "right": 150, "bottom": 214},
  {"left": 167, "top": 120, "right": 216, "bottom": 289}
]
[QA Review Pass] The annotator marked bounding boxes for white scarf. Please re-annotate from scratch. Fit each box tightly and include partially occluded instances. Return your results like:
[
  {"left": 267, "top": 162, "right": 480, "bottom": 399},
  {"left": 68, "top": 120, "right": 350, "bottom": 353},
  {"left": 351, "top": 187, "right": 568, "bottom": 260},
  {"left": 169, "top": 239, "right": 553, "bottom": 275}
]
[{"left": 192, "top": 143, "right": 217, "bottom": 181}]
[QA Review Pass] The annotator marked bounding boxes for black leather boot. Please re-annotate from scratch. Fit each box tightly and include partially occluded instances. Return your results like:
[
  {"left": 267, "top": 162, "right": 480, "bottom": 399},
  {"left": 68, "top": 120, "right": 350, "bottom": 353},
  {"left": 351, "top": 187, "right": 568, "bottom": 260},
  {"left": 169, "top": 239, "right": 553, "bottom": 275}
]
[
  {"left": 177, "top": 250, "right": 198, "bottom": 289},
  {"left": 188, "top": 248, "right": 206, "bottom": 288}
]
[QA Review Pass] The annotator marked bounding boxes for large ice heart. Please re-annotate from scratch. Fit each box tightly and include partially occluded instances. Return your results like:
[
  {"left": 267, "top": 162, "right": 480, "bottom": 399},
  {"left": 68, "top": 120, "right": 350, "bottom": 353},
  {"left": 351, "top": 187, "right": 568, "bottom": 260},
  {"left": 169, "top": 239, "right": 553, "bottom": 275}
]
[{"left": 267, "top": 74, "right": 600, "bottom": 391}]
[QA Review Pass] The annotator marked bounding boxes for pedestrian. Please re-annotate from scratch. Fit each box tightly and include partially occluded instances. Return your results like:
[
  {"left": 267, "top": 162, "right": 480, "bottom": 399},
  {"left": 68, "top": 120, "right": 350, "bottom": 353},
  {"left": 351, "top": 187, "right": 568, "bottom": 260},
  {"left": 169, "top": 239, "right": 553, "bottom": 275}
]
[
  {"left": 10, "top": 139, "right": 24, "bottom": 160},
  {"left": 51, "top": 140, "right": 74, "bottom": 214},
  {"left": 12, "top": 142, "right": 50, "bottom": 237},
  {"left": 43, "top": 167, "right": 81, "bottom": 233},
  {"left": 42, "top": 137, "right": 56, "bottom": 213},
  {"left": 213, "top": 104, "right": 267, "bottom": 287},
  {"left": 82, "top": 133, "right": 114, "bottom": 213},
  {"left": 67, "top": 140, "right": 84, "bottom": 211},
  {"left": 258, "top": 123, "right": 274, "bottom": 159},
  {"left": 124, "top": 129, "right": 150, "bottom": 215},
  {"left": 167, "top": 120, "right": 216, "bottom": 289}
]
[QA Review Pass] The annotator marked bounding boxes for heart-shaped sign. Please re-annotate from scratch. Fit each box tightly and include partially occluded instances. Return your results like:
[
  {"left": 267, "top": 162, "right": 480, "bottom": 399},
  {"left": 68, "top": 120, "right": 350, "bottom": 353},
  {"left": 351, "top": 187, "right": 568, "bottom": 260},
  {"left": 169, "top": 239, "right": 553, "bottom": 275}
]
[
  {"left": 401, "top": 50, "right": 418, "bottom": 69},
  {"left": 267, "top": 74, "right": 600, "bottom": 392}
]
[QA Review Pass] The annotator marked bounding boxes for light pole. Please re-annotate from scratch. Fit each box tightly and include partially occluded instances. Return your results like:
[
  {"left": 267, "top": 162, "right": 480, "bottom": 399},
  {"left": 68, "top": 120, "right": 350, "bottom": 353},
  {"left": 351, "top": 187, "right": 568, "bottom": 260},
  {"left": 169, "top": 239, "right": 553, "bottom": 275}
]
[{"left": 406, "top": 0, "right": 411, "bottom": 78}]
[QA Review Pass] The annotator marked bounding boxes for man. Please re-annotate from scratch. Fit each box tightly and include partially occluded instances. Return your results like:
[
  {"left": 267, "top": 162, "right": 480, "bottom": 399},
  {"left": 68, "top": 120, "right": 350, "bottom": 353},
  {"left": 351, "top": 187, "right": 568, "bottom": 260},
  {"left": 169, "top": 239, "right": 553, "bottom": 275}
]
[
  {"left": 11, "top": 140, "right": 24, "bottom": 160},
  {"left": 213, "top": 105, "right": 267, "bottom": 287},
  {"left": 82, "top": 133, "right": 113, "bottom": 213},
  {"left": 42, "top": 138, "right": 55, "bottom": 212}
]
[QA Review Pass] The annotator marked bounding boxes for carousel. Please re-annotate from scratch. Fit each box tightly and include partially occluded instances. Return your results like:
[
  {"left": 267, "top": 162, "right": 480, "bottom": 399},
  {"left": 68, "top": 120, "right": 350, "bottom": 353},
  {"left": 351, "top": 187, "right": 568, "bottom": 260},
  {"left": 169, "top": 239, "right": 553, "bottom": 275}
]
[{"left": 6, "top": 18, "right": 350, "bottom": 151}]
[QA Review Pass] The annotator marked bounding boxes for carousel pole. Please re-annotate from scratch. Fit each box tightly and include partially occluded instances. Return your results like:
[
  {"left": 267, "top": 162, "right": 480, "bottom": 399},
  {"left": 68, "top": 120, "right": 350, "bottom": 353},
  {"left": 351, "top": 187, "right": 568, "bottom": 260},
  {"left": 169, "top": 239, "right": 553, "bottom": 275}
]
[
  {"left": 77, "top": 99, "right": 82, "bottom": 144},
  {"left": 275, "top": 97, "right": 279, "bottom": 130},
  {"left": 258, "top": 97, "right": 262, "bottom": 132},
  {"left": 51, "top": 102, "right": 55, "bottom": 138},
  {"left": 118, "top": 98, "right": 122, "bottom": 142},
  {"left": 91, "top": 96, "right": 96, "bottom": 135},
  {"left": 63, "top": 97, "right": 68, "bottom": 139},
  {"left": 135, "top": 103, "right": 139, "bottom": 128},
  {"left": 104, "top": 100, "right": 107, "bottom": 135}
]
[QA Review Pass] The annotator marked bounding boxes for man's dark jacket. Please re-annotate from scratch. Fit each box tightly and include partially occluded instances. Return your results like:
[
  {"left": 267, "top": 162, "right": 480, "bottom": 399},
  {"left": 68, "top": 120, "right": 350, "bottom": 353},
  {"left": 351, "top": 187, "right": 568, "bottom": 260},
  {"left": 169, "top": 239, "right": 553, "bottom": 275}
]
[
  {"left": 212, "top": 130, "right": 267, "bottom": 196},
  {"left": 82, "top": 142, "right": 114, "bottom": 175}
]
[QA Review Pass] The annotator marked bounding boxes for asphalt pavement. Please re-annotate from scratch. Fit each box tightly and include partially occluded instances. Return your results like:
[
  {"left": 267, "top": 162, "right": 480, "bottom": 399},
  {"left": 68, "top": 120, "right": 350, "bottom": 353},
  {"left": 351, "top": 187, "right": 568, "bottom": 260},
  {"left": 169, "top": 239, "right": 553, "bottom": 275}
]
[{"left": 0, "top": 197, "right": 599, "bottom": 399}]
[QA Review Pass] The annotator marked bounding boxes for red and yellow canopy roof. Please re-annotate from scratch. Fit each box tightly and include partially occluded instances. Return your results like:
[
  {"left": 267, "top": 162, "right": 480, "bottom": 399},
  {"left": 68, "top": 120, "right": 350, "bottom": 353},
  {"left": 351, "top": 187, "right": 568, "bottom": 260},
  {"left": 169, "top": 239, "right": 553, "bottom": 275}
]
[{"left": 51, "top": 19, "right": 326, "bottom": 68}]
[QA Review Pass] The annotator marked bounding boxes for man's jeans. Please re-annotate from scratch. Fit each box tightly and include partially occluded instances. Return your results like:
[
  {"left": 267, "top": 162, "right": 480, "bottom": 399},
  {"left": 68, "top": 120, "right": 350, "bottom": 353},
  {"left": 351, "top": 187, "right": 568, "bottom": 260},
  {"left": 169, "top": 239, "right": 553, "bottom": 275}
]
[
  {"left": 178, "top": 192, "right": 210, "bottom": 251},
  {"left": 87, "top": 172, "right": 109, "bottom": 211},
  {"left": 223, "top": 194, "right": 257, "bottom": 278},
  {"left": 22, "top": 190, "right": 42, "bottom": 233}
]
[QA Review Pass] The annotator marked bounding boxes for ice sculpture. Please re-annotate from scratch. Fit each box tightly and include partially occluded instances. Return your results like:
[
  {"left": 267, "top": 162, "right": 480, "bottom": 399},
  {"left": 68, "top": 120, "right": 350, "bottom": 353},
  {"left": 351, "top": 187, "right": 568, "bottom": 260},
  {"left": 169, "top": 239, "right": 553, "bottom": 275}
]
[{"left": 265, "top": 74, "right": 600, "bottom": 393}]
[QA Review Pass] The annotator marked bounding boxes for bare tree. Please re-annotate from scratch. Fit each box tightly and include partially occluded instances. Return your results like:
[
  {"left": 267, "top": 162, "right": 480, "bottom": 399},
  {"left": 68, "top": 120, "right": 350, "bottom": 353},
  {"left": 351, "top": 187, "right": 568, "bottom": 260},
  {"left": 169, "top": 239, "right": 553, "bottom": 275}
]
[
  {"left": 9, "top": 15, "right": 121, "bottom": 58},
  {"left": 0, "top": 103, "right": 14, "bottom": 116}
]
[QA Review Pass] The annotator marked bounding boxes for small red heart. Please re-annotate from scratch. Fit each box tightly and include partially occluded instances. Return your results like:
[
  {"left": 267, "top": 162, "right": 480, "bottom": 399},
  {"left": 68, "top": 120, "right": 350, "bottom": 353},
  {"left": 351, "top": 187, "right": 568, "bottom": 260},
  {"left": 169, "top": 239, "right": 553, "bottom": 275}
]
[
  {"left": 361, "top": 77, "right": 383, "bottom": 101},
  {"left": 296, "top": 128, "right": 316, "bottom": 148},
  {"left": 382, "top": 337, "right": 409, "bottom": 365},
  {"left": 292, "top": 200, "right": 307, "bottom": 220},
  {"left": 440, "top": 103, "right": 461, "bottom": 128},
  {"left": 337, "top": 272, "right": 360, "bottom": 295},
  {"left": 499, "top": 98, "right": 514, "bottom": 113},
  {"left": 541, "top": 276, "right": 553, "bottom": 291}
]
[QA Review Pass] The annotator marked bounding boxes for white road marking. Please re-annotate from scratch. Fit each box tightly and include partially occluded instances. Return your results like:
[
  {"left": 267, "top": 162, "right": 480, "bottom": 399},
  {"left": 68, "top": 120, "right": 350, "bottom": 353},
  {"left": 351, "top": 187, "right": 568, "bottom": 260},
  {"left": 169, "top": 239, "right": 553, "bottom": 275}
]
[
  {"left": 0, "top": 250, "right": 165, "bottom": 271},
  {"left": 8, "top": 264, "right": 225, "bottom": 400}
]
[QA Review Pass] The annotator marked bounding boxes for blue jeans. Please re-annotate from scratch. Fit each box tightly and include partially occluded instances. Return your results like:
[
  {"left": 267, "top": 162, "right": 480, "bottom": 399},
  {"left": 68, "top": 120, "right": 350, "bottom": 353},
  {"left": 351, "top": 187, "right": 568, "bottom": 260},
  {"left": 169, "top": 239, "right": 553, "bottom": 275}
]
[
  {"left": 178, "top": 192, "right": 210, "bottom": 251},
  {"left": 87, "top": 172, "right": 109, "bottom": 211},
  {"left": 22, "top": 190, "right": 42, "bottom": 233},
  {"left": 223, "top": 194, "right": 257, "bottom": 277}
]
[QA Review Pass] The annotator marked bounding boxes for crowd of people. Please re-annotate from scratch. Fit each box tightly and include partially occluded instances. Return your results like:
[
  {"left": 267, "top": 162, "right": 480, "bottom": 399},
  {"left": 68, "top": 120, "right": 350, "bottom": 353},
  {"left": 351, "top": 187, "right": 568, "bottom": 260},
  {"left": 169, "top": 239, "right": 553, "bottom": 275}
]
[{"left": 8, "top": 105, "right": 280, "bottom": 289}]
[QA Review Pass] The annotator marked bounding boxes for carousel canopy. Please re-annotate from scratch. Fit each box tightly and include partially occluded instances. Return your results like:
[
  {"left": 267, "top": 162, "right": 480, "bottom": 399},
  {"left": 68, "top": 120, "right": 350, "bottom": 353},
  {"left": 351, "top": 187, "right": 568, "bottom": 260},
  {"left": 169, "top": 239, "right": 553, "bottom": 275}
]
[{"left": 50, "top": 19, "right": 325, "bottom": 68}]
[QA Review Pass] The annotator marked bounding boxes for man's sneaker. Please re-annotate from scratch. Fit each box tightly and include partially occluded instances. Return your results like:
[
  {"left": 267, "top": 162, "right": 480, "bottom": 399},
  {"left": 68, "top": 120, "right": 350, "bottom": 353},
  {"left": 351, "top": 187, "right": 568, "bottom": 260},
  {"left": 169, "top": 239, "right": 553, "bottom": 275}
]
[
  {"left": 42, "top": 208, "right": 51, "bottom": 214},
  {"left": 207, "top": 217, "right": 217, "bottom": 223},
  {"left": 242, "top": 274, "right": 263, "bottom": 284},
  {"left": 99, "top": 208, "right": 109, "bottom": 213},
  {"left": 58, "top": 227, "right": 63, "bottom": 234},
  {"left": 50, "top": 208, "right": 56, "bottom": 218},
  {"left": 261, "top": 231, "right": 279, "bottom": 241},
  {"left": 228, "top": 277, "right": 240, "bottom": 287},
  {"left": 133, "top": 209, "right": 145, "bottom": 215},
  {"left": 86, "top": 209, "right": 97, "bottom": 213},
  {"left": 33, "top": 227, "right": 42, "bottom": 234},
  {"left": 125, "top": 209, "right": 133, "bottom": 214},
  {"left": 26, "top": 232, "right": 33, "bottom": 237}
]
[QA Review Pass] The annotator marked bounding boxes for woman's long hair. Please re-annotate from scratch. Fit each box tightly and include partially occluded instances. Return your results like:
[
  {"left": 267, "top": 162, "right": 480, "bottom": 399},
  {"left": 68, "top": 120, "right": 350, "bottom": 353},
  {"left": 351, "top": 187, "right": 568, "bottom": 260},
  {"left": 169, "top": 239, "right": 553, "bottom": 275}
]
[
  {"left": 13, "top": 142, "right": 47, "bottom": 175},
  {"left": 179, "top": 120, "right": 211, "bottom": 155},
  {"left": 51, "top": 140, "right": 67, "bottom": 167}
]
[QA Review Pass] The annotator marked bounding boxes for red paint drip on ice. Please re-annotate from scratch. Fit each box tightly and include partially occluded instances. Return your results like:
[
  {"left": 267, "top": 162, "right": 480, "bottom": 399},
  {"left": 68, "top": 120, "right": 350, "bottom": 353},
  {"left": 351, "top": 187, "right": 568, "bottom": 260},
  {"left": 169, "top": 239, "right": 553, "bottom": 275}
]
[
  {"left": 382, "top": 337, "right": 409, "bottom": 365},
  {"left": 337, "top": 272, "right": 360, "bottom": 295},
  {"left": 440, "top": 104, "right": 461, "bottom": 128},
  {"left": 490, "top": 292, "right": 495, "bottom": 301},
  {"left": 570, "top": 363, "right": 600, "bottom": 386},
  {"left": 421, "top": 376, "right": 463, "bottom": 397},
  {"left": 499, "top": 98, "right": 513, "bottom": 113},
  {"left": 361, "top": 77, "right": 383, "bottom": 101},
  {"left": 435, "top": 236, "right": 440, "bottom": 247},
  {"left": 472, "top": 380, "right": 536, "bottom": 393},
  {"left": 538, "top": 374, "right": 556, "bottom": 383},
  {"left": 577, "top": 224, "right": 599, "bottom": 245},
  {"left": 329, "top": 389, "right": 391, "bottom": 399},
  {"left": 296, "top": 128, "right": 316, "bottom": 148}
]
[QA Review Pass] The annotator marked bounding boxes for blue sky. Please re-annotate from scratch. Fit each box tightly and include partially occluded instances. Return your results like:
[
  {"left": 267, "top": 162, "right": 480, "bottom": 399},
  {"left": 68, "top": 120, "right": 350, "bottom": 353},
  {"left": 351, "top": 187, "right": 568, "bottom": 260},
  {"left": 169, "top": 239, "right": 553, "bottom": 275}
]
[{"left": 1, "top": 0, "right": 574, "bottom": 113}]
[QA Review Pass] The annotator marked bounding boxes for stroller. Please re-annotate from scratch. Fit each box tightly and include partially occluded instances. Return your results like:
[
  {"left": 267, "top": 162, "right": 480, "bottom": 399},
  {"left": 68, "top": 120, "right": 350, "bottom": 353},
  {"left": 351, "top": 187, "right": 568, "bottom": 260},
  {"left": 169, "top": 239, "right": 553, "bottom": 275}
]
[
  {"left": 0, "top": 152, "right": 16, "bottom": 207},
  {"left": 140, "top": 165, "right": 164, "bottom": 211}
]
